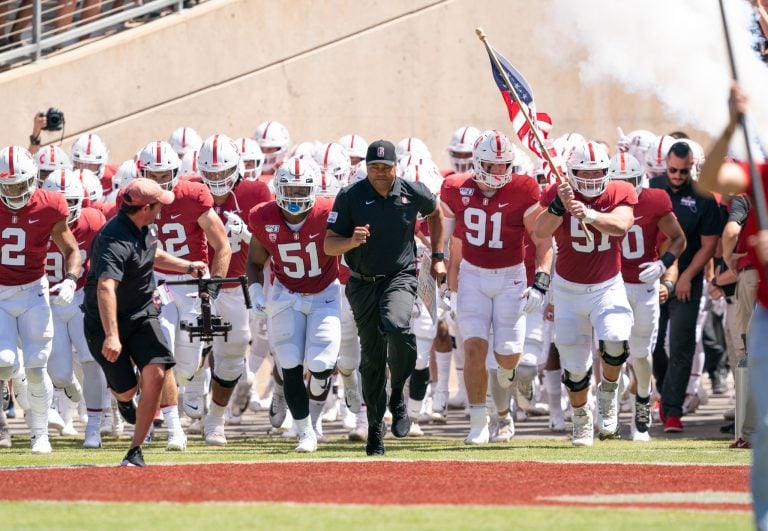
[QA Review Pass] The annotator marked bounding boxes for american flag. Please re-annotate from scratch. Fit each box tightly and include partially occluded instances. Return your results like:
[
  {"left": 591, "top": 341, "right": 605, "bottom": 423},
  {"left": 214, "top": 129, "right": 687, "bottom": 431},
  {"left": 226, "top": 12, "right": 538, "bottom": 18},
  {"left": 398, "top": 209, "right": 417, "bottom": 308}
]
[{"left": 486, "top": 46, "right": 565, "bottom": 183}]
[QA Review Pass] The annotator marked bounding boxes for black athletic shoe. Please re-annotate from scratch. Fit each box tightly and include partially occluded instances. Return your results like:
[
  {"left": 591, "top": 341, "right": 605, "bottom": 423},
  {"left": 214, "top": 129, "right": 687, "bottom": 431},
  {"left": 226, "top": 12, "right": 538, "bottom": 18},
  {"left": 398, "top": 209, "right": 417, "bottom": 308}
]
[
  {"left": 117, "top": 398, "right": 137, "bottom": 425},
  {"left": 389, "top": 392, "right": 410, "bottom": 438},
  {"left": 120, "top": 446, "right": 146, "bottom": 467},
  {"left": 366, "top": 421, "right": 385, "bottom": 456}
]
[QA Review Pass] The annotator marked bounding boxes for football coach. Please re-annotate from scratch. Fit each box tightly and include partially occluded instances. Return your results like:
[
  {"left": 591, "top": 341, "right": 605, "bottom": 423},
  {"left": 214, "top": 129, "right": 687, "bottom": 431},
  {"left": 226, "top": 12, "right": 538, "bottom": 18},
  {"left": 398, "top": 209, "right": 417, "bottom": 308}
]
[{"left": 325, "top": 140, "right": 446, "bottom": 455}]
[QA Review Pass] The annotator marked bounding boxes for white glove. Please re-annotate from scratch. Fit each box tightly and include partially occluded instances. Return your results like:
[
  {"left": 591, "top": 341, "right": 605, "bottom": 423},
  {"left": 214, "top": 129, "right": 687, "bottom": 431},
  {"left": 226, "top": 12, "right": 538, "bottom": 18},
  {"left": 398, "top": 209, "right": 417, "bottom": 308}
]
[
  {"left": 248, "top": 283, "right": 267, "bottom": 320},
  {"left": 521, "top": 286, "right": 545, "bottom": 314},
  {"left": 50, "top": 278, "right": 77, "bottom": 305},
  {"left": 224, "top": 211, "right": 252, "bottom": 244},
  {"left": 638, "top": 260, "right": 667, "bottom": 284}
]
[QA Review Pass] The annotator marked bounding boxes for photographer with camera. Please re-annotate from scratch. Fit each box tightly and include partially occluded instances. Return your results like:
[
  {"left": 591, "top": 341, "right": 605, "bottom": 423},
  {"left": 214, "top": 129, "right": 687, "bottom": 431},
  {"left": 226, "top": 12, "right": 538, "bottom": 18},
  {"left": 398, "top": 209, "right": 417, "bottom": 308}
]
[{"left": 28, "top": 108, "right": 65, "bottom": 154}]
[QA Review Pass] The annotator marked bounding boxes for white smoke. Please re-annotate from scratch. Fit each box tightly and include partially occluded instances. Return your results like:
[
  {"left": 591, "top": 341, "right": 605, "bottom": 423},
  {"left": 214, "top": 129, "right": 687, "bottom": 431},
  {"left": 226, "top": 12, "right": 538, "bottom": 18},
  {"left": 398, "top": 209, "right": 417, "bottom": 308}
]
[{"left": 542, "top": 0, "right": 768, "bottom": 160}]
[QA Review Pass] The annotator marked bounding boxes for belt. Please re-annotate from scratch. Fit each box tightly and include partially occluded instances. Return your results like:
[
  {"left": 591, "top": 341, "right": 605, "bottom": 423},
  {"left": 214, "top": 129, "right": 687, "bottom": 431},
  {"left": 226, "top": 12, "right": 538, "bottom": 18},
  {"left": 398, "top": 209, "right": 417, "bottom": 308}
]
[
  {"left": 349, "top": 271, "right": 386, "bottom": 282},
  {"left": 738, "top": 266, "right": 755, "bottom": 272}
]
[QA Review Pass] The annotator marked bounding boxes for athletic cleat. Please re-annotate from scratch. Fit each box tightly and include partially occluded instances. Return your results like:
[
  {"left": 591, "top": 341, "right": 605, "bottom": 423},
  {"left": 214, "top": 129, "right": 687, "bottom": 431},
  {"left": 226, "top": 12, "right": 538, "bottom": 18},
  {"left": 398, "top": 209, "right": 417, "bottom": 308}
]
[
  {"left": 230, "top": 379, "right": 252, "bottom": 417},
  {"left": 117, "top": 398, "right": 137, "bottom": 425},
  {"left": 496, "top": 367, "right": 516, "bottom": 390},
  {"left": 31, "top": 431, "right": 52, "bottom": 454},
  {"left": 389, "top": 393, "right": 410, "bottom": 438},
  {"left": 203, "top": 415, "right": 227, "bottom": 447},
  {"left": 48, "top": 407, "right": 66, "bottom": 432},
  {"left": 0, "top": 425, "right": 11, "bottom": 448},
  {"left": 63, "top": 381, "right": 82, "bottom": 404},
  {"left": 166, "top": 429, "right": 187, "bottom": 451},
  {"left": 448, "top": 388, "right": 468, "bottom": 409},
  {"left": 514, "top": 378, "right": 535, "bottom": 411},
  {"left": 597, "top": 381, "right": 619, "bottom": 438},
  {"left": 407, "top": 419, "right": 424, "bottom": 437},
  {"left": 83, "top": 424, "right": 102, "bottom": 449},
  {"left": 182, "top": 393, "right": 205, "bottom": 420},
  {"left": 60, "top": 420, "right": 78, "bottom": 437},
  {"left": 549, "top": 408, "right": 567, "bottom": 433},
  {"left": 295, "top": 428, "right": 318, "bottom": 453},
  {"left": 0, "top": 380, "right": 10, "bottom": 411},
  {"left": 365, "top": 421, "right": 385, "bottom": 456},
  {"left": 120, "top": 446, "right": 146, "bottom": 467},
  {"left": 268, "top": 384, "right": 288, "bottom": 429},
  {"left": 663, "top": 415, "right": 683, "bottom": 433},
  {"left": 682, "top": 393, "right": 700, "bottom": 416},
  {"left": 464, "top": 424, "right": 490, "bottom": 445},
  {"left": 490, "top": 416, "right": 515, "bottom": 443},
  {"left": 187, "top": 419, "right": 203, "bottom": 435},
  {"left": 571, "top": 406, "right": 594, "bottom": 447},
  {"left": 631, "top": 395, "right": 652, "bottom": 442},
  {"left": 344, "top": 385, "right": 363, "bottom": 415},
  {"left": 348, "top": 410, "right": 368, "bottom": 442}
]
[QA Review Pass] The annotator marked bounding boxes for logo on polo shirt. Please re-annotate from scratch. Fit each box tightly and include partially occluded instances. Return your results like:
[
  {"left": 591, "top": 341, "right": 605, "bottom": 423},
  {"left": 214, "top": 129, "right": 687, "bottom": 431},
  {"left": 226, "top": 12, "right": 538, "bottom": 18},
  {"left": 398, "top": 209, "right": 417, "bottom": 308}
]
[
  {"left": 680, "top": 196, "right": 697, "bottom": 212},
  {"left": 328, "top": 212, "right": 338, "bottom": 223}
]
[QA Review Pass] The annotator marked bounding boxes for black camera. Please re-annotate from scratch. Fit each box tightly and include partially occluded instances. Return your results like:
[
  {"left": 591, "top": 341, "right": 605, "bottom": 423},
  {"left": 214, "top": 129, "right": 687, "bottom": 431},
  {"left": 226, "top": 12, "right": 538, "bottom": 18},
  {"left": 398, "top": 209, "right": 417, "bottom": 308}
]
[{"left": 43, "top": 107, "right": 65, "bottom": 131}]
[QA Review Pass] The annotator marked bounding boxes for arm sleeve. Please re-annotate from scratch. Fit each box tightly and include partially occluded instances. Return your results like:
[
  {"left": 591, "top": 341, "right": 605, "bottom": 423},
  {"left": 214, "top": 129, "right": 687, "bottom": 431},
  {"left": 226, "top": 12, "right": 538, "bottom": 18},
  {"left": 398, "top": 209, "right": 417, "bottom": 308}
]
[
  {"left": 91, "top": 239, "right": 132, "bottom": 282},
  {"left": 728, "top": 195, "right": 751, "bottom": 225},
  {"left": 327, "top": 188, "right": 353, "bottom": 237}
]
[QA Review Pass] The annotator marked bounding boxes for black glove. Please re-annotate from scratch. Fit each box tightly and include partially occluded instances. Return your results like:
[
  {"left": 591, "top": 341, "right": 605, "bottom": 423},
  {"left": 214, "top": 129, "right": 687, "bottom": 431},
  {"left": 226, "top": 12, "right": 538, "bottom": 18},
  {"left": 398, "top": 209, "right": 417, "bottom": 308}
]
[
  {"left": 547, "top": 194, "right": 566, "bottom": 216},
  {"left": 207, "top": 276, "right": 223, "bottom": 301}
]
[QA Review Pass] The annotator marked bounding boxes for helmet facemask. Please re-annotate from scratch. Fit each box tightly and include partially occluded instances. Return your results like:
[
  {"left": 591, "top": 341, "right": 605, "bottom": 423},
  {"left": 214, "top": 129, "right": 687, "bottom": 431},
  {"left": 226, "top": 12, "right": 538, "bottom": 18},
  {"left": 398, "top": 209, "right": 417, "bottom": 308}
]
[{"left": 0, "top": 174, "right": 36, "bottom": 210}]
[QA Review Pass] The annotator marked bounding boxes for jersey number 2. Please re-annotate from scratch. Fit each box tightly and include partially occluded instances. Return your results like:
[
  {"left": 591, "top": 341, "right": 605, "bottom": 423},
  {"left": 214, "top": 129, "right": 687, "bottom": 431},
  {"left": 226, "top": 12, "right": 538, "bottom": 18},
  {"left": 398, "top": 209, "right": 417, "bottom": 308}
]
[{"left": 1, "top": 227, "right": 26, "bottom": 266}]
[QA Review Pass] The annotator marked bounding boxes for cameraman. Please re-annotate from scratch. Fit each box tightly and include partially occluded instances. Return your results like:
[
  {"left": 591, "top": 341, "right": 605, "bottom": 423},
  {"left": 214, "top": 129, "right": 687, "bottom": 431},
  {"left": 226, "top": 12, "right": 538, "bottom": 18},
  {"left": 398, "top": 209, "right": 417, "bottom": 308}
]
[
  {"left": 28, "top": 108, "right": 64, "bottom": 154},
  {"left": 83, "top": 178, "right": 206, "bottom": 467}
]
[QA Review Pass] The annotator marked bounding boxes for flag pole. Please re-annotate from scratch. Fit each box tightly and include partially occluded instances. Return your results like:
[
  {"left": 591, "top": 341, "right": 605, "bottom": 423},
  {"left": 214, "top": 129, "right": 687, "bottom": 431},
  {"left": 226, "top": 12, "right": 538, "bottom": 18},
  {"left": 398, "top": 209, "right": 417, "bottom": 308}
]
[
  {"left": 476, "top": 27, "right": 591, "bottom": 240},
  {"left": 718, "top": 0, "right": 768, "bottom": 230}
]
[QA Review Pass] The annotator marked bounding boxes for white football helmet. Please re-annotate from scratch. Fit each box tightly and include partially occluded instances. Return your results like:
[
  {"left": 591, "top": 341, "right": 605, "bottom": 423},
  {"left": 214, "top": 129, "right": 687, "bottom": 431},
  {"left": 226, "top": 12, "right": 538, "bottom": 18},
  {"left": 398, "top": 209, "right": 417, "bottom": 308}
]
[
  {"left": 350, "top": 163, "right": 367, "bottom": 183},
  {"left": 36, "top": 145, "right": 72, "bottom": 183},
  {"left": 71, "top": 133, "right": 108, "bottom": 177},
  {"left": 402, "top": 159, "right": 443, "bottom": 195},
  {"left": 551, "top": 132, "right": 586, "bottom": 163},
  {"left": 290, "top": 141, "right": 320, "bottom": 160},
  {"left": 198, "top": 134, "right": 241, "bottom": 197},
  {"left": 254, "top": 120, "right": 290, "bottom": 174},
  {"left": 315, "top": 143, "right": 351, "bottom": 185},
  {"left": 619, "top": 129, "right": 656, "bottom": 168},
  {"left": 137, "top": 140, "right": 182, "bottom": 191},
  {"left": 0, "top": 145, "right": 38, "bottom": 210},
  {"left": 567, "top": 141, "right": 611, "bottom": 197},
  {"left": 168, "top": 127, "right": 203, "bottom": 158},
  {"left": 608, "top": 152, "right": 645, "bottom": 195},
  {"left": 472, "top": 130, "right": 516, "bottom": 189},
  {"left": 396, "top": 137, "right": 431, "bottom": 162},
  {"left": 512, "top": 145, "right": 534, "bottom": 176},
  {"left": 397, "top": 153, "right": 432, "bottom": 178},
  {"left": 234, "top": 137, "right": 264, "bottom": 180},
  {"left": 645, "top": 135, "right": 677, "bottom": 177},
  {"left": 275, "top": 157, "right": 317, "bottom": 215},
  {"left": 113, "top": 159, "right": 138, "bottom": 190},
  {"left": 41, "top": 169, "right": 85, "bottom": 223},
  {"left": 73, "top": 168, "right": 103, "bottom": 203},
  {"left": 337, "top": 134, "right": 368, "bottom": 162},
  {"left": 179, "top": 150, "right": 201, "bottom": 178},
  {"left": 447, "top": 126, "right": 481, "bottom": 173}
]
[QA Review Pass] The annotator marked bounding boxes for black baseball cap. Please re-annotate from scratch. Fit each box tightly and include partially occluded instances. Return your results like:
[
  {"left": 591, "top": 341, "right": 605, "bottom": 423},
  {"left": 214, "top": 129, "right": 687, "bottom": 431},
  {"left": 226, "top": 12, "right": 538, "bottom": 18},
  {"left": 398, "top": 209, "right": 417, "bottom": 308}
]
[{"left": 366, "top": 140, "right": 396, "bottom": 167}]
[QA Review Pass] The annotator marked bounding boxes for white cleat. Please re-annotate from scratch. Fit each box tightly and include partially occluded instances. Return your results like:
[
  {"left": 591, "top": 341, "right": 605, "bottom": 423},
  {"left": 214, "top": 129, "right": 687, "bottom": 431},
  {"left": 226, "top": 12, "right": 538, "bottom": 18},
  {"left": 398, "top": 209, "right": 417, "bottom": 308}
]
[
  {"left": 549, "top": 409, "right": 567, "bottom": 433},
  {"left": 571, "top": 406, "right": 594, "bottom": 447},
  {"left": 295, "top": 428, "right": 317, "bottom": 453},
  {"left": 344, "top": 386, "right": 363, "bottom": 415},
  {"left": 83, "top": 424, "right": 102, "bottom": 449},
  {"left": 187, "top": 419, "right": 203, "bottom": 435},
  {"left": 597, "top": 381, "right": 620, "bottom": 440},
  {"left": 183, "top": 393, "right": 206, "bottom": 420},
  {"left": 0, "top": 425, "right": 11, "bottom": 448},
  {"left": 60, "top": 421, "right": 78, "bottom": 437},
  {"left": 31, "top": 431, "right": 52, "bottom": 454},
  {"left": 166, "top": 429, "right": 188, "bottom": 451},
  {"left": 464, "top": 423, "right": 490, "bottom": 445},
  {"left": 490, "top": 416, "right": 515, "bottom": 443},
  {"left": 203, "top": 415, "right": 227, "bottom": 447},
  {"left": 407, "top": 419, "right": 424, "bottom": 437},
  {"left": 348, "top": 410, "right": 368, "bottom": 442},
  {"left": 48, "top": 408, "right": 66, "bottom": 433}
]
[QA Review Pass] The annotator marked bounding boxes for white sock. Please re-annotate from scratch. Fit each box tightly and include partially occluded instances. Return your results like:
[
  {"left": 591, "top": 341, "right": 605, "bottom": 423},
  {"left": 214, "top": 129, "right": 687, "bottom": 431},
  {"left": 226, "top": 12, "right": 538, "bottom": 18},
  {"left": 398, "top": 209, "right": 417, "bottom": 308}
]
[
  {"left": 630, "top": 356, "right": 653, "bottom": 399},
  {"left": 488, "top": 370, "right": 512, "bottom": 414},
  {"left": 209, "top": 401, "right": 226, "bottom": 418},
  {"left": 162, "top": 405, "right": 183, "bottom": 433},
  {"left": 25, "top": 367, "right": 53, "bottom": 433},
  {"left": 81, "top": 361, "right": 106, "bottom": 412},
  {"left": 543, "top": 369, "right": 562, "bottom": 412},
  {"left": 407, "top": 397, "right": 422, "bottom": 419},
  {"left": 435, "top": 350, "right": 451, "bottom": 395},
  {"left": 468, "top": 403, "right": 487, "bottom": 428},
  {"left": 309, "top": 398, "right": 325, "bottom": 429}
]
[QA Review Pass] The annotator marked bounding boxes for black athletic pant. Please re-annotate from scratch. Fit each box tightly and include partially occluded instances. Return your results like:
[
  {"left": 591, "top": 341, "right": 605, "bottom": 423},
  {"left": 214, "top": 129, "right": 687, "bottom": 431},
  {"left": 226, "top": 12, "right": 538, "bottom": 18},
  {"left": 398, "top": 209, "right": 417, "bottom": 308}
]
[
  {"left": 345, "top": 271, "right": 418, "bottom": 427},
  {"left": 661, "top": 277, "right": 704, "bottom": 418}
]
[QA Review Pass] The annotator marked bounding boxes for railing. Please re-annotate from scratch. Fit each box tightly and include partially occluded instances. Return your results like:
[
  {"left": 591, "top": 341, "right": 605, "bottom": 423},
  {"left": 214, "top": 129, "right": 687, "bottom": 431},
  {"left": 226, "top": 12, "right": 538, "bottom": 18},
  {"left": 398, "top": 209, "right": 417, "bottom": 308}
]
[{"left": 0, "top": 0, "right": 204, "bottom": 68}]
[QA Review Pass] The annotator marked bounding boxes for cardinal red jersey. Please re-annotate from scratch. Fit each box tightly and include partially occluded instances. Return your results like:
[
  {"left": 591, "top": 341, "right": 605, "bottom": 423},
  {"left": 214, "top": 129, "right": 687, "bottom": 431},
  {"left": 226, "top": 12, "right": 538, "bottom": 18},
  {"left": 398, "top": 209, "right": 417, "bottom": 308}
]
[
  {"left": 540, "top": 180, "right": 638, "bottom": 284},
  {"left": 99, "top": 163, "right": 118, "bottom": 197},
  {"left": 248, "top": 197, "right": 338, "bottom": 294},
  {"left": 338, "top": 260, "right": 351, "bottom": 284},
  {"left": 441, "top": 173, "right": 539, "bottom": 268},
  {"left": 210, "top": 180, "right": 272, "bottom": 287},
  {"left": 0, "top": 189, "right": 68, "bottom": 285},
  {"left": 620, "top": 188, "right": 674, "bottom": 284},
  {"left": 46, "top": 207, "right": 105, "bottom": 290},
  {"left": 154, "top": 179, "right": 214, "bottom": 274}
]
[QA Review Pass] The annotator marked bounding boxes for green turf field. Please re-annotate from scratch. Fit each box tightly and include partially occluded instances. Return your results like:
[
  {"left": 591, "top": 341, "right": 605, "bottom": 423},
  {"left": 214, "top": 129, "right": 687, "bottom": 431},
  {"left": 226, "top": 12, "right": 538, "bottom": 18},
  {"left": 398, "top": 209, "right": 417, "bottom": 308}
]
[{"left": 0, "top": 435, "right": 752, "bottom": 468}]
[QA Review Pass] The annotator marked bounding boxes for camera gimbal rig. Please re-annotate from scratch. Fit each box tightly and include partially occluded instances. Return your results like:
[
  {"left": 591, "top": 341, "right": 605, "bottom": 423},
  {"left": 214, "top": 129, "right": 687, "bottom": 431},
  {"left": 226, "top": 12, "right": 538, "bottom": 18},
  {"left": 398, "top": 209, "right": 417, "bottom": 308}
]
[{"left": 160, "top": 275, "right": 252, "bottom": 343}]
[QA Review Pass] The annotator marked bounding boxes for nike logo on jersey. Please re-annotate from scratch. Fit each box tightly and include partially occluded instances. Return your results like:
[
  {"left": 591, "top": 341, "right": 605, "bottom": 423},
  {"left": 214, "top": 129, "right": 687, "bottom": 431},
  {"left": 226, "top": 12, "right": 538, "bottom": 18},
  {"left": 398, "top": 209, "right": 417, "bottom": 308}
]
[
  {"left": 28, "top": 219, "right": 39, "bottom": 224},
  {"left": 366, "top": 200, "right": 376, "bottom": 205},
  {"left": 324, "top": 299, "right": 335, "bottom": 304},
  {"left": 512, "top": 280, "right": 523, "bottom": 286},
  {"left": 646, "top": 288, "right": 655, "bottom": 293},
  {"left": 498, "top": 203, "right": 510, "bottom": 208},
  {"left": 170, "top": 214, "right": 182, "bottom": 219},
  {"left": 600, "top": 206, "right": 611, "bottom": 212},
  {"left": 634, "top": 216, "right": 643, "bottom": 221},
  {"left": 309, "top": 234, "right": 319, "bottom": 239},
  {"left": 186, "top": 404, "right": 199, "bottom": 411}
]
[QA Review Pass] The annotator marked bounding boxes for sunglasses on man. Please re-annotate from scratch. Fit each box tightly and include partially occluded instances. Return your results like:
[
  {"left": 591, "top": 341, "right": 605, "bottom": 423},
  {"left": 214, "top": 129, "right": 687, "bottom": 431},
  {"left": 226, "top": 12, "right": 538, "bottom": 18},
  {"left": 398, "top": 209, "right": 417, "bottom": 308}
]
[{"left": 667, "top": 167, "right": 690, "bottom": 176}]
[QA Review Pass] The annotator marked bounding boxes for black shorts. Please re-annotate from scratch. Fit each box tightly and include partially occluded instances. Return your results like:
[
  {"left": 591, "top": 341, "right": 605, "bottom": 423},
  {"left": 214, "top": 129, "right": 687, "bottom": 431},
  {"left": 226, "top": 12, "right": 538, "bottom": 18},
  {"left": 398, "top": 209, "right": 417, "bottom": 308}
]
[{"left": 84, "top": 314, "right": 175, "bottom": 394}]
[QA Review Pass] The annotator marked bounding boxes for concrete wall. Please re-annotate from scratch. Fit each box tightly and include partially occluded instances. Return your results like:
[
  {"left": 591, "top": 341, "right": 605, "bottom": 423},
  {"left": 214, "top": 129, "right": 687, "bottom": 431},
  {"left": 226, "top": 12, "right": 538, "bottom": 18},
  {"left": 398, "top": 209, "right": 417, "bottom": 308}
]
[{"left": 0, "top": 0, "right": 709, "bottom": 167}]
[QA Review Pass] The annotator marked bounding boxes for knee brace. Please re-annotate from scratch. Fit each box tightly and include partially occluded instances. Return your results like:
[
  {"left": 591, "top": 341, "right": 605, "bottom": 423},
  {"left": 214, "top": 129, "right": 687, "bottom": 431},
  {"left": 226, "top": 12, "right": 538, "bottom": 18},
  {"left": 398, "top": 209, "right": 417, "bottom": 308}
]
[
  {"left": 281, "top": 365, "right": 309, "bottom": 419},
  {"left": 599, "top": 340, "right": 630, "bottom": 367},
  {"left": 310, "top": 368, "right": 335, "bottom": 382},
  {"left": 211, "top": 372, "right": 240, "bottom": 389},
  {"left": 409, "top": 367, "right": 430, "bottom": 401},
  {"left": 562, "top": 367, "right": 592, "bottom": 393}
]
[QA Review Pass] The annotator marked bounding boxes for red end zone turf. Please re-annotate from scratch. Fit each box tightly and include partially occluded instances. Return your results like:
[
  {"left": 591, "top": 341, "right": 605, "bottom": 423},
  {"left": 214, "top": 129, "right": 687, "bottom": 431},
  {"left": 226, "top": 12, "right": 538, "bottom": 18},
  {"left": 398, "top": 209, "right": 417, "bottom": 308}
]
[{"left": 0, "top": 461, "right": 749, "bottom": 510}]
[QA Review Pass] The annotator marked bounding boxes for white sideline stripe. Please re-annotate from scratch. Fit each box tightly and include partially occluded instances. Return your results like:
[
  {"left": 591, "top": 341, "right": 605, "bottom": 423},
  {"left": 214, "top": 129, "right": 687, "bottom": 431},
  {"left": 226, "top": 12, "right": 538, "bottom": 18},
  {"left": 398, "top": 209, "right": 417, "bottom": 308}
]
[
  {"left": 0, "top": 458, "right": 748, "bottom": 472},
  {"left": 539, "top": 491, "right": 751, "bottom": 505}
]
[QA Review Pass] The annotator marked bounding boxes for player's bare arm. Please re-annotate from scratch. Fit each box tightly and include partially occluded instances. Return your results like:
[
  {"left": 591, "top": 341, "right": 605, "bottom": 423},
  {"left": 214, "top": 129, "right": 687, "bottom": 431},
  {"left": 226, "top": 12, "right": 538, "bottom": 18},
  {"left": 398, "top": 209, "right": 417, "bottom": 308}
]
[
  {"left": 245, "top": 237, "right": 270, "bottom": 286},
  {"left": 96, "top": 277, "right": 121, "bottom": 363},
  {"left": 50, "top": 219, "right": 83, "bottom": 279},
  {"left": 523, "top": 203, "right": 553, "bottom": 273},
  {"left": 197, "top": 208, "right": 232, "bottom": 277}
]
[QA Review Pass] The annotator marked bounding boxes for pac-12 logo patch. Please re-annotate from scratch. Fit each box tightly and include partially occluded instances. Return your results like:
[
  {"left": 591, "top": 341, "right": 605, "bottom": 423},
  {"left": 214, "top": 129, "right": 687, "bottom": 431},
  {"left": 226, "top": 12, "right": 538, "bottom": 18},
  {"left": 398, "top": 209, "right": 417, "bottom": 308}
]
[
  {"left": 265, "top": 224, "right": 280, "bottom": 233},
  {"left": 327, "top": 211, "right": 338, "bottom": 223}
]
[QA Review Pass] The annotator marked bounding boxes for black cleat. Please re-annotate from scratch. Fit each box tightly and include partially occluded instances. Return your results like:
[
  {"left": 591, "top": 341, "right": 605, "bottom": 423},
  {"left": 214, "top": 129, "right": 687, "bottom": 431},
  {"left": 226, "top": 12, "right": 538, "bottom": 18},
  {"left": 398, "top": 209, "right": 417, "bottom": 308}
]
[
  {"left": 117, "top": 398, "right": 137, "bottom": 425},
  {"left": 365, "top": 421, "right": 385, "bottom": 456},
  {"left": 389, "top": 392, "right": 410, "bottom": 438},
  {"left": 120, "top": 446, "right": 146, "bottom": 467}
]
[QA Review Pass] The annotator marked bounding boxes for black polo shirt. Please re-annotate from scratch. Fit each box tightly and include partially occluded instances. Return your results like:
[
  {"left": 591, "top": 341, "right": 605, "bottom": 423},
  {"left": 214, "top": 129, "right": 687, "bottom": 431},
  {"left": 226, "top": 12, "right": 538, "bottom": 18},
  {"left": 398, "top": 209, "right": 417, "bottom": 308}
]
[
  {"left": 328, "top": 177, "right": 437, "bottom": 276},
  {"left": 649, "top": 176, "right": 722, "bottom": 275},
  {"left": 83, "top": 210, "right": 160, "bottom": 320}
]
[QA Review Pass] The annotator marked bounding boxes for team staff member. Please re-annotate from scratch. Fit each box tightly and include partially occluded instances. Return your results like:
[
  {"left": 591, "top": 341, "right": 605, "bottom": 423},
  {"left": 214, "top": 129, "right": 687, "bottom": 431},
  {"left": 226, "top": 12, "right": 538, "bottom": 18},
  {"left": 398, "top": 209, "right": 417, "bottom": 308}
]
[
  {"left": 83, "top": 178, "right": 207, "bottom": 467},
  {"left": 649, "top": 142, "right": 721, "bottom": 432},
  {"left": 325, "top": 140, "right": 446, "bottom": 455}
]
